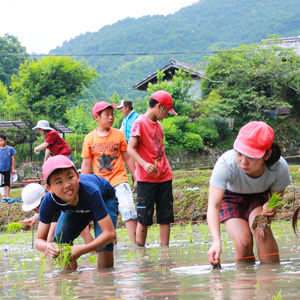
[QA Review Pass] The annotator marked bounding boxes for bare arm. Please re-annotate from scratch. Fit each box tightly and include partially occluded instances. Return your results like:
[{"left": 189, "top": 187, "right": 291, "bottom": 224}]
[
  {"left": 35, "top": 221, "right": 59, "bottom": 259},
  {"left": 81, "top": 158, "right": 92, "bottom": 174},
  {"left": 21, "top": 213, "right": 40, "bottom": 230},
  {"left": 34, "top": 142, "right": 50, "bottom": 154},
  {"left": 127, "top": 136, "right": 157, "bottom": 174},
  {"left": 122, "top": 151, "right": 136, "bottom": 179},
  {"left": 44, "top": 148, "right": 51, "bottom": 162},
  {"left": 11, "top": 155, "right": 16, "bottom": 174},
  {"left": 207, "top": 185, "right": 225, "bottom": 265}
]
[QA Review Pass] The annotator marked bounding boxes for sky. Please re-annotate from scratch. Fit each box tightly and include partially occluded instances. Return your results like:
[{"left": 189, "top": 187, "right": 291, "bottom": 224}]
[{"left": 1, "top": 0, "right": 197, "bottom": 54}]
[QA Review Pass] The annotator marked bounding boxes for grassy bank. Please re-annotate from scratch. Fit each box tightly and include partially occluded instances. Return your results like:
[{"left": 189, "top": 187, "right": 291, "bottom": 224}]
[{"left": 1, "top": 165, "right": 300, "bottom": 229}]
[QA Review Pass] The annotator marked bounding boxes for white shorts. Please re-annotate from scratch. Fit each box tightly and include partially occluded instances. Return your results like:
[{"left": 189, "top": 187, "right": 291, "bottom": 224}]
[{"left": 114, "top": 182, "right": 137, "bottom": 222}]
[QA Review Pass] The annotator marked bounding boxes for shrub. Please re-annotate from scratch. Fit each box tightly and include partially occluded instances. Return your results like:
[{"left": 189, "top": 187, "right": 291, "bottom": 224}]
[
  {"left": 194, "top": 118, "right": 219, "bottom": 146},
  {"left": 182, "top": 132, "right": 204, "bottom": 152},
  {"left": 161, "top": 118, "right": 182, "bottom": 145}
]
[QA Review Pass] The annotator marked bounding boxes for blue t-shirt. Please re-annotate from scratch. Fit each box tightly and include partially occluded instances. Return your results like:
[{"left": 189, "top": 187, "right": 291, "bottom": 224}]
[
  {"left": 120, "top": 110, "right": 139, "bottom": 142},
  {"left": 0, "top": 146, "right": 16, "bottom": 172},
  {"left": 39, "top": 174, "right": 116, "bottom": 224}
]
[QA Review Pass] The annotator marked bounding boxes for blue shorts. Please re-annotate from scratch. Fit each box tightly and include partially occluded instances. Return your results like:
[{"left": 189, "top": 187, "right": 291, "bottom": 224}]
[{"left": 53, "top": 198, "right": 118, "bottom": 252}]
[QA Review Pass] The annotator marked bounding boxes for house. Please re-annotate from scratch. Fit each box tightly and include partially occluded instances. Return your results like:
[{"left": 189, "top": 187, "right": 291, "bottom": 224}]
[
  {"left": 261, "top": 32, "right": 300, "bottom": 55},
  {"left": 131, "top": 59, "right": 204, "bottom": 99}
]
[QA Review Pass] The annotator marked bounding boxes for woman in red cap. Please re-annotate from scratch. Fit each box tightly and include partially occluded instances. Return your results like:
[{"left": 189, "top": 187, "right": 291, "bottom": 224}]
[{"left": 207, "top": 121, "right": 292, "bottom": 266}]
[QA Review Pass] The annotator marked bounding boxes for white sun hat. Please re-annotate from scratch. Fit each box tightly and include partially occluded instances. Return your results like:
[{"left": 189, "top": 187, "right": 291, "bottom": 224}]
[
  {"left": 21, "top": 183, "right": 46, "bottom": 212},
  {"left": 32, "top": 120, "right": 54, "bottom": 131}
]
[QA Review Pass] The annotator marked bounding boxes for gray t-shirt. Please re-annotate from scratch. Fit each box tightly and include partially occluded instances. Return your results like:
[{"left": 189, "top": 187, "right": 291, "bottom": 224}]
[{"left": 210, "top": 149, "right": 292, "bottom": 194}]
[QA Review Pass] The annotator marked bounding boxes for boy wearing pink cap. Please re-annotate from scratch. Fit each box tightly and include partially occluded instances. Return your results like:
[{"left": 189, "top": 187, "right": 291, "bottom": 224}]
[
  {"left": 81, "top": 101, "right": 137, "bottom": 244},
  {"left": 35, "top": 155, "right": 117, "bottom": 269},
  {"left": 207, "top": 121, "right": 292, "bottom": 266},
  {"left": 127, "top": 90, "right": 176, "bottom": 247}
]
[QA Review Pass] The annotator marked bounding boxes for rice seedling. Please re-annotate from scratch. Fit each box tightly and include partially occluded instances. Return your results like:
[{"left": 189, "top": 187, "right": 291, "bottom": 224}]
[
  {"left": 251, "top": 193, "right": 283, "bottom": 237},
  {"left": 89, "top": 253, "right": 97, "bottom": 264},
  {"left": 272, "top": 290, "right": 282, "bottom": 300},
  {"left": 2, "top": 222, "right": 25, "bottom": 233},
  {"left": 54, "top": 243, "right": 73, "bottom": 269}
]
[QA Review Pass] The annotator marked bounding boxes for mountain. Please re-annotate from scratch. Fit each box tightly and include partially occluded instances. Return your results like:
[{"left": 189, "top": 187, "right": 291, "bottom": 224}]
[{"left": 49, "top": 0, "right": 300, "bottom": 100}]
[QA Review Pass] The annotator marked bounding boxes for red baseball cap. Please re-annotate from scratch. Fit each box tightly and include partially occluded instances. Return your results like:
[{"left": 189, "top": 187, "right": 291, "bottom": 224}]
[
  {"left": 150, "top": 90, "right": 177, "bottom": 115},
  {"left": 42, "top": 155, "right": 76, "bottom": 183},
  {"left": 233, "top": 121, "right": 274, "bottom": 158},
  {"left": 92, "top": 101, "right": 118, "bottom": 119}
]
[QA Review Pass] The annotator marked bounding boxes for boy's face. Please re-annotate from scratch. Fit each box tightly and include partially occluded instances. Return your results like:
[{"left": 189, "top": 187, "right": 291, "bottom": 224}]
[
  {"left": 157, "top": 105, "right": 169, "bottom": 121},
  {"left": 95, "top": 107, "right": 114, "bottom": 129},
  {"left": 0, "top": 138, "right": 7, "bottom": 147},
  {"left": 46, "top": 167, "right": 80, "bottom": 204}
]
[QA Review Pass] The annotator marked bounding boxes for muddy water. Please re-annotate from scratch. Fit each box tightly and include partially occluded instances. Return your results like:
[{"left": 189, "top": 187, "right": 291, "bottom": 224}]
[{"left": 0, "top": 221, "right": 299, "bottom": 299}]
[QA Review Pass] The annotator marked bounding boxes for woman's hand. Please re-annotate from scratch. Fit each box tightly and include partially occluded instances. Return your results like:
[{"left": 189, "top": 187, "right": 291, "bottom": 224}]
[
  {"left": 262, "top": 201, "right": 277, "bottom": 220},
  {"left": 207, "top": 241, "right": 222, "bottom": 266}
]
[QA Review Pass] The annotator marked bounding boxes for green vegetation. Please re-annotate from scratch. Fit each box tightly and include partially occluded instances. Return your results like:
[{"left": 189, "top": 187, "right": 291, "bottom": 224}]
[
  {"left": 49, "top": 0, "right": 300, "bottom": 100},
  {"left": 201, "top": 43, "right": 300, "bottom": 122},
  {"left": 2, "top": 222, "right": 25, "bottom": 233},
  {"left": 54, "top": 243, "right": 73, "bottom": 269}
]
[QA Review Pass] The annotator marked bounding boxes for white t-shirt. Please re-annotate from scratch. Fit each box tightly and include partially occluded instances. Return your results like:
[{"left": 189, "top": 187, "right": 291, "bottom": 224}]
[{"left": 210, "top": 149, "right": 292, "bottom": 194}]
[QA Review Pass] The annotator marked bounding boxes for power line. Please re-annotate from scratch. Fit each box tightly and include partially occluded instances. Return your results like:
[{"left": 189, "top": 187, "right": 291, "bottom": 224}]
[{"left": 0, "top": 47, "right": 296, "bottom": 58}]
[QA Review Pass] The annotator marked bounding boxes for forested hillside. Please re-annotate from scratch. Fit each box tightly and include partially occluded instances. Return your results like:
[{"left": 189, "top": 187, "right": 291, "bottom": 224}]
[{"left": 49, "top": 0, "right": 300, "bottom": 100}]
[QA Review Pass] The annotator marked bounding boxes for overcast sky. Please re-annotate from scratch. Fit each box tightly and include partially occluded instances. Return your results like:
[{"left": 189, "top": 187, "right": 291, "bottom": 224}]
[{"left": 1, "top": 0, "right": 197, "bottom": 54}]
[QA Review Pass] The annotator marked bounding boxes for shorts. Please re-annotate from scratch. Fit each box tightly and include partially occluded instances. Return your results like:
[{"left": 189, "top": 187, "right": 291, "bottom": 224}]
[
  {"left": 220, "top": 189, "right": 270, "bottom": 222},
  {"left": 0, "top": 171, "right": 11, "bottom": 187},
  {"left": 114, "top": 182, "right": 137, "bottom": 222},
  {"left": 53, "top": 198, "right": 118, "bottom": 252},
  {"left": 137, "top": 180, "right": 174, "bottom": 226}
]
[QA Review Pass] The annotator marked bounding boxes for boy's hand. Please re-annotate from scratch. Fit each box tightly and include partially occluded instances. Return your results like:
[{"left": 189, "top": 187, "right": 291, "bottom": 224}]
[
  {"left": 143, "top": 162, "right": 158, "bottom": 175},
  {"left": 46, "top": 243, "right": 60, "bottom": 259},
  {"left": 11, "top": 169, "right": 16, "bottom": 175}
]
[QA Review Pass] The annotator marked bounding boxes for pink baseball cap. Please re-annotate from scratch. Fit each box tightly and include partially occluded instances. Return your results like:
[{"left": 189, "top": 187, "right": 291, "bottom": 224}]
[
  {"left": 42, "top": 155, "right": 76, "bottom": 183},
  {"left": 92, "top": 101, "right": 118, "bottom": 119},
  {"left": 150, "top": 90, "right": 177, "bottom": 115},
  {"left": 233, "top": 121, "right": 274, "bottom": 158}
]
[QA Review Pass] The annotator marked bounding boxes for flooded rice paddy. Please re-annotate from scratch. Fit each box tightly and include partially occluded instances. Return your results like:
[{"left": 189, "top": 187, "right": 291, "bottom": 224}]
[{"left": 0, "top": 221, "right": 300, "bottom": 299}]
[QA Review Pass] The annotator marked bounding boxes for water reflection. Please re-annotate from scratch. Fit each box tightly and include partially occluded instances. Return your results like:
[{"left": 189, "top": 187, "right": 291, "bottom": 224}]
[{"left": 0, "top": 222, "right": 300, "bottom": 299}]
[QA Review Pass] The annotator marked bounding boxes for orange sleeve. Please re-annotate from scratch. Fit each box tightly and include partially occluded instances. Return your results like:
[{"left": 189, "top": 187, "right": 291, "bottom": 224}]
[{"left": 81, "top": 133, "right": 93, "bottom": 158}]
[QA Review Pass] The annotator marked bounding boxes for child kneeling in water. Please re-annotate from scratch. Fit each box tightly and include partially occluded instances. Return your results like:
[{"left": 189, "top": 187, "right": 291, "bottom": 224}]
[{"left": 35, "top": 155, "right": 117, "bottom": 269}]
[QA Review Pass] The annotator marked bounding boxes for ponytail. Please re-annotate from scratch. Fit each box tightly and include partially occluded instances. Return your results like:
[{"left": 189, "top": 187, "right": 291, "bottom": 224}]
[
  {"left": 292, "top": 206, "right": 300, "bottom": 234},
  {"left": 265, "top": 142, "right": 281, "bottom": 169}
]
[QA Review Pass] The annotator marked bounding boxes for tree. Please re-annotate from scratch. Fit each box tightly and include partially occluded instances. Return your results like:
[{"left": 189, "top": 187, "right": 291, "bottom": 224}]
[
  {"left": 146, "top": 69, "right": 195, "bottom": 116},
  {"left": 201, "top": 43, "right": 300, "bottom": 121},
  {"left": 0, "top": 34, "right": 28, "bottom": 88},
  {"left": 10, "top": 56, "right": 98, "bottom": 121}
]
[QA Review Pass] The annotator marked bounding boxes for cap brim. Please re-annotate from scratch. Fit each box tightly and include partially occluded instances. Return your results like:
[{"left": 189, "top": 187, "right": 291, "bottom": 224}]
[
  {"left": 169, "top": 109, "right": 177, "bottom": 115},
  {"left": 116, "top": 105, "right": 124, "bottom": 109},
  {"left": 233, "top": 141, "right": 265, "bottom": 159}
]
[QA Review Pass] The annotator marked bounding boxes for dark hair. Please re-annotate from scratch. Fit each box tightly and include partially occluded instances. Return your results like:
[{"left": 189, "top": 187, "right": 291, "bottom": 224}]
[
  {"left": 123, "top": 100, "right": 133, "bottom": 111},
  {"left": 292, "top": 206, "right": 300, "bottom": 234},
  {"left": 264, "top": 142, "right": 281, "bottom": 169},
  {"left": 98, "top": 106, "right": 114, "bottom": 117},
  {"left": 149, "top": 98, "right": 159, "bottom": 108},
  {"left": 47, "top": 167, "right": 77, "bottom": 186},
  {"left": 0, "top": 133, "right": 7, "bottom": 140}
]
